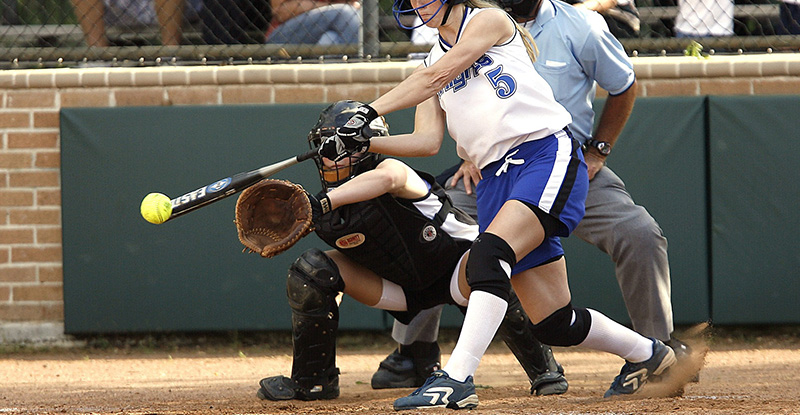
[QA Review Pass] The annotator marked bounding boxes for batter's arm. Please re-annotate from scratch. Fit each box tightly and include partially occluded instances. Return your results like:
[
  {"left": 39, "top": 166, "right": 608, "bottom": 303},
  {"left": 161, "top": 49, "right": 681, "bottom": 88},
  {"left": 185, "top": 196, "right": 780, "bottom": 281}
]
[
  {"left": 368, "top": 9, "right": 514, "bottom": 116},
  {"left": 370, "top": 96, "right": 446, "bottom": 158}
]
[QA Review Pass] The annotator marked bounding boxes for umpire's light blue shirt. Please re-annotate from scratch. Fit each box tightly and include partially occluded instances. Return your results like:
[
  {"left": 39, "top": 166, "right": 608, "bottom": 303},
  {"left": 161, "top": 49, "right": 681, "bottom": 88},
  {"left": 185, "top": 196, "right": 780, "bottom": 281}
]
[{"left": 522, "top": 0, "right": 635, "bottom": 144}]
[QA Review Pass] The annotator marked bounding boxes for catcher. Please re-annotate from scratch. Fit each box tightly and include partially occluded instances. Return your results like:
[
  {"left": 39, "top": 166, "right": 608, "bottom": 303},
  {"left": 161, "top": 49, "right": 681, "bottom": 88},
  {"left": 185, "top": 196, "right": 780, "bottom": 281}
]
[{"left": 235, "top": 100, "right": 567, "bottom": 401}]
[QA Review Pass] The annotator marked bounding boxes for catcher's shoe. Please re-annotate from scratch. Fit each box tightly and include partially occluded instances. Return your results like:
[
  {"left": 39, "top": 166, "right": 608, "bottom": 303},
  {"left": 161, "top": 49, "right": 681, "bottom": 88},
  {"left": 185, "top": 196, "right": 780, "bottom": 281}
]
[
  {"left": 256, "top": 375, "right": 339, "bottom": 401},
  {"left": 371, "top": 348, "right": 441, "bottom": 389},
  {"left": 529, "top": 346, "right": 569, "bottom": 396},
  {"left": 393, "top": 370, "right": 479, "bottom": 411},
  {"left": 604, "top": 338, "right": 677, "bottom": 398}
]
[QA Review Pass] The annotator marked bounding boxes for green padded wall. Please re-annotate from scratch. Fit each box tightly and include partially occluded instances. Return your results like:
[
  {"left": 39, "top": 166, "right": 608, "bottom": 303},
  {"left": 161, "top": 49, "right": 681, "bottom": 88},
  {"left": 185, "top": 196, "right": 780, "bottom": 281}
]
[
  {"left": 61, "top": 104, "right": 463, "bottom": 334},
  {"left": 64, "top": 96, "right": 766, "bottom": 334},
  {"left": 563, "top": 97, "right": 710, "bottom": 326},
  {"left": 61, "top": 105, "right": 375, "bottom": 333},
  {"left": 708, "top": 96, "right": 800, "bottom": 324}
]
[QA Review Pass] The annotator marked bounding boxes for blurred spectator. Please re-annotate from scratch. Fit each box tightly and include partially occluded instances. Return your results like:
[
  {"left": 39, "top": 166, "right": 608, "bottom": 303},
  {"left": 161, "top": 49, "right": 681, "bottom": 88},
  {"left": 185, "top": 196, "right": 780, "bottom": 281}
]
[
  {"left": 567, "top": 0, "right": 640, "bottom": 38},
  {"left": 265, "top": 0, "right": 360, "bottom": 45},
  {"left": 71, "top": 0, "right": 202, "bottom": 46},
  {"left": 201, "top": 0, "right": 271, "bottom": 44},
  {"left": 778, "top": 0, "right": 800, "bottom": 35},
  {"left": 674, "top": 0, "right": 734, "bottom": 37}
]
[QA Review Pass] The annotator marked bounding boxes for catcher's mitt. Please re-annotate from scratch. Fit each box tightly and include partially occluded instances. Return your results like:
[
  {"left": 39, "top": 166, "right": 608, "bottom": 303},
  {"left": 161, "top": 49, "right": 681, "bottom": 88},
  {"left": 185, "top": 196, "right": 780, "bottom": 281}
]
[{"left": 235, "top": 179, "right": 314, "bottom": 258}]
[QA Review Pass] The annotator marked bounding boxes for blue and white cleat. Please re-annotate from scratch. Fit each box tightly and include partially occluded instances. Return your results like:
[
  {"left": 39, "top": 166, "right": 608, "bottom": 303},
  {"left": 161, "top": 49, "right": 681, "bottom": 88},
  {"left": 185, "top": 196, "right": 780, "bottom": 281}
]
[
  {"left": 604, "top": 338, "right": 677, "bottom": 398},
  {"left": 393, "top": 370, "right": 479, "bottom": 411}
]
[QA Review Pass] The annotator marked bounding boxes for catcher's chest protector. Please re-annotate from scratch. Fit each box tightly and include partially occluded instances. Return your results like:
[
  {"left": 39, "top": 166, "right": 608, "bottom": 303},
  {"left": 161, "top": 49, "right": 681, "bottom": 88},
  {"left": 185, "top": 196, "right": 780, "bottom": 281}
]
[{"left": 315, "top": 189, "right": 471, "bottom": 290}]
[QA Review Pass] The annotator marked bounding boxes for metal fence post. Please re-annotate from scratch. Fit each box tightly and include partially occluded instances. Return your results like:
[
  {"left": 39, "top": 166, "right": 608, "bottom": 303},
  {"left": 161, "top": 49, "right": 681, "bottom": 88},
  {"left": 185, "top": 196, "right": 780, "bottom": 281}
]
[{"left": 362, "top": 0, "right": 380, "bottom": 58}]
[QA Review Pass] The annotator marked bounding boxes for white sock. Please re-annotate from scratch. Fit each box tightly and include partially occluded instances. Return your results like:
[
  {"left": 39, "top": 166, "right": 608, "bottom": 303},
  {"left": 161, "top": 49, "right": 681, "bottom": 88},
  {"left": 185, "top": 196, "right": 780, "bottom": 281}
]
[
  {"left": 578, "top": 309, "right": 654, "bottom": 363},
  {"left": 443, "top": 290, "right": 508, "bottom": 382}
]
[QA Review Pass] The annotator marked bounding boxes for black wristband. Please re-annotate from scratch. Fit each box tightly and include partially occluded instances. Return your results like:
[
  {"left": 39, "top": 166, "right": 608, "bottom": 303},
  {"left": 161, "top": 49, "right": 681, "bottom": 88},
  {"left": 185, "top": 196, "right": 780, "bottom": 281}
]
[
  {"left": 357, "top": 104, "right": 379, "bottom": 123},
  {"left": 319, "top": 194, "right": 331, "bottom": 215}
]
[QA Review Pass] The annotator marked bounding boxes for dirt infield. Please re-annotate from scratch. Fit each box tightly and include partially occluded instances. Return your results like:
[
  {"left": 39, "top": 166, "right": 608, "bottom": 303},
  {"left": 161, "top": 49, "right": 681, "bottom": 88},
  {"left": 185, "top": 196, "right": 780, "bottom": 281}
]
[{"left": 2, "top": 327, "right": 800, "bottom": 415}]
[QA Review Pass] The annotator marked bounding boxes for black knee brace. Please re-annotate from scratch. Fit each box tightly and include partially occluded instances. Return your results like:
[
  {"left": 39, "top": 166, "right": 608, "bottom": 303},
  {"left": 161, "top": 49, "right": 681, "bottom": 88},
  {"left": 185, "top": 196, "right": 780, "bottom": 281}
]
[
  {"left": 466, "top": 233, "right": 516, "bottom": 302},
  {"left": 286, "top": 248, "right": 345, "bottom": 385},
  {"left": 530, "top": 303, "right": 592, "bottom": 347}
]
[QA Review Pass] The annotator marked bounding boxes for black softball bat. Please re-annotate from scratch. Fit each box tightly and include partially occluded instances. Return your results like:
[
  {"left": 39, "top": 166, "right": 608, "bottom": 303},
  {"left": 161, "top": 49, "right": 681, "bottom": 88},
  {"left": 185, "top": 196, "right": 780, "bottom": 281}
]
[{"left": 162, "top": 148, "right": 318, "bottom": 222}]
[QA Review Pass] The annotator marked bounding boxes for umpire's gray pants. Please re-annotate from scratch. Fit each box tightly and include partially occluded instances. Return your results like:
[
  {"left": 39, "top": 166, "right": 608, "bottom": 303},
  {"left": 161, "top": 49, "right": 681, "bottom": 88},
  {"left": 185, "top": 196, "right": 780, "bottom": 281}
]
[
  {"left": 391, "top": 165, "right": 673, "bottom": 345},
  {"left": 572, "top": 166, "right": 673, "bottom": 341}
]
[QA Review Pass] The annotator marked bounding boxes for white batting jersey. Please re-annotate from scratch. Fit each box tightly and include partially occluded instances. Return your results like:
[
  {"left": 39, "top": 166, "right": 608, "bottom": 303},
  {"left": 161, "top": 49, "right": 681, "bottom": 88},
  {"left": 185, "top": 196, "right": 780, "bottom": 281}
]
[{"left": 424, "top": 7, "right": 572, "bottom": 169}]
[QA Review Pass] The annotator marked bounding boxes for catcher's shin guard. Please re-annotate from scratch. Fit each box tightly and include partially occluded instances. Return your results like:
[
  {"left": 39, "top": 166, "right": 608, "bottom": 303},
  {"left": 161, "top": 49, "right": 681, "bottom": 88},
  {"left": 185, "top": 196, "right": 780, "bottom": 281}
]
[
  {"left": 497, "top": 290, "right": 569, "bottom": 396},
  {"left": 286, "top": 248, "right": 345, "bottom": 398}
]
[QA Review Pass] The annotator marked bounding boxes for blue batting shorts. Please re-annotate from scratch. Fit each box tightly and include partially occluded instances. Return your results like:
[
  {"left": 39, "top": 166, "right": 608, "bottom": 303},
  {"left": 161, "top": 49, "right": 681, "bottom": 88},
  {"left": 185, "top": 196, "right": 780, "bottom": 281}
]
[{"left": 475, "top": 129, "right": 588, "bottom": 274}]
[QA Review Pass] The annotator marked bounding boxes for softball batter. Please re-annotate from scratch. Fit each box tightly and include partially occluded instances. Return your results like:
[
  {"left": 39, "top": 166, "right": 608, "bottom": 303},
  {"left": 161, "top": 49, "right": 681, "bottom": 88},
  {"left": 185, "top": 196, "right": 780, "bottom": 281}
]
[{"left": 319, "top": 0, "right": 677, "bottom": 409}]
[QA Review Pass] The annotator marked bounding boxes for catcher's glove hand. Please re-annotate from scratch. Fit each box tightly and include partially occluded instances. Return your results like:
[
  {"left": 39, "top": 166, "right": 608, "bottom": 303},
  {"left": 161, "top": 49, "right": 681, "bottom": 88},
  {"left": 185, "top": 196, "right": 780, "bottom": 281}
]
[
  {"left": 306, "top": 192, "right": 331, "bottom": 223},
  {"left": 235, "top": 179, "right": 314, "bottom": 258}
]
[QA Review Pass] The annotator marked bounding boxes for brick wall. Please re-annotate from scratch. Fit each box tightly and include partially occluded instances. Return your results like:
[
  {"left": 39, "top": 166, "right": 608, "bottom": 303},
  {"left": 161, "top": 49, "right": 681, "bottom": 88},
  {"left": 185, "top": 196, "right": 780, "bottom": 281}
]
[{"left": 1, "top": 54, "right": 799, "bottom": 330}]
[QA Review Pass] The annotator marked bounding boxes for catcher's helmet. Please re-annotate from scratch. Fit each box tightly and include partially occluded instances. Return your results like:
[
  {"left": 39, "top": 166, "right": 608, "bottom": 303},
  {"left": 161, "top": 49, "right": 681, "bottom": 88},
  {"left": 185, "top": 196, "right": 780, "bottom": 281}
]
[
  {"left": 393, "top": 0, "right": 467, "bottom": 30},
  {"left": 308, "top": 100, "right": 389, "bottom": 190}
]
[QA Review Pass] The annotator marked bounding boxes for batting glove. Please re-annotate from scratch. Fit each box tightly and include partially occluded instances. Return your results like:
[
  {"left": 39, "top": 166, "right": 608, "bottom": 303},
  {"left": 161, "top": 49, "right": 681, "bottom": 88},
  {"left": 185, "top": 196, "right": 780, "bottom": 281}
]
[
  {"left": 318, "top": 135, "right": 349, "bottom": 161},
  {"left": 318, "top": 104, "right": 378, "bottom": 161},
  {"left": 337, "top": 104, "right": 378, "bottom": 150}
]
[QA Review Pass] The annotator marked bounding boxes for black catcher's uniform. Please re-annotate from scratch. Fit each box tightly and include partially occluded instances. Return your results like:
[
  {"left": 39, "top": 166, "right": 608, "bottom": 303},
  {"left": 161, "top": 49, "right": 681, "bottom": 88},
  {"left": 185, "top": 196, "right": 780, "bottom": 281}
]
[
  {"left": 315, "top": 171, "right": 476, "bottom": 322},
  {"left": 261, "top": 169, "right": 476, "bottom": 401}
]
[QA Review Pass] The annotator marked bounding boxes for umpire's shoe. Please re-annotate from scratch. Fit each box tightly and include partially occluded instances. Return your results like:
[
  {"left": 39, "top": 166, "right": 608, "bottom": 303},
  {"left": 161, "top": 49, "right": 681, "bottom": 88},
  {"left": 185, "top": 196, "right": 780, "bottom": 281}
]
[
  {"left": 666, "top": 336, "right": 700, "bottom": 383},
  {"left": 393, "top": 370, "right": 479, "bottom": 411},
  {"left": 256, "top": 373, "right": 339, "bottom": 401},
  {"left": 371, "top": 343, "right": 441, "bottom": 389},
  {"left": 604, "top": 338, "right": 677, "bottom": 398}
]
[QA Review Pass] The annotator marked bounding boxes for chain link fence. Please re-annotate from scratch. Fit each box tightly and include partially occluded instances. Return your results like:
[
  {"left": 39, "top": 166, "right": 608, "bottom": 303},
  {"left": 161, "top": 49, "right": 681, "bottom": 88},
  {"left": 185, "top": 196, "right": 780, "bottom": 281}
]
[{"left": 1, "top": 0, "right": 799, "bottom": 69}]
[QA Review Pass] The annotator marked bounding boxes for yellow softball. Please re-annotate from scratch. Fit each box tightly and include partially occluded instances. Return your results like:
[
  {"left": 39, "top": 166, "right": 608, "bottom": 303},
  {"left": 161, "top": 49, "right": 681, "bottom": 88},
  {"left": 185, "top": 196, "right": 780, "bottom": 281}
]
[{"left": 140, "top": 193, "right": 173, "bottom": 225}]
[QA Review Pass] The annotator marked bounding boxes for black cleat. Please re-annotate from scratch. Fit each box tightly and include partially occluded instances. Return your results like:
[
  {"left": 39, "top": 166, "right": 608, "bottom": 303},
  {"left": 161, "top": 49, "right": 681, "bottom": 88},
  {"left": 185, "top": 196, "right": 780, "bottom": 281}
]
[
  {"left": 256, "top": 374, "right": 339, "bottom": 401},
  {"left": 665, "top": 336, "right": 700, "bottom": 383},
  {"left": 371, "top": 348, "right": 441, "bottom": 389}
]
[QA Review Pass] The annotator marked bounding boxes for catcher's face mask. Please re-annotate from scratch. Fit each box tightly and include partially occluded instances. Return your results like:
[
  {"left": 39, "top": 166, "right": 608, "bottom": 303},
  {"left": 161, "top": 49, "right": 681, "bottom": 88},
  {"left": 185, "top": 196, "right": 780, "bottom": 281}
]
[
  {"left": 320, "top": 151, "right": 367, "bottom": 186},
  {"left": 308, "top": 100, "right": 389, "bottom": 190}
]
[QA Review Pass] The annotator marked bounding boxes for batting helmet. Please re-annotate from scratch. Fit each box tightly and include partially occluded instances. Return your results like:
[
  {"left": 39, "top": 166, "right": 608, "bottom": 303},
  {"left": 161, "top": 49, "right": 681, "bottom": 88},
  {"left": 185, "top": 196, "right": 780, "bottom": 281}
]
[{"left": 392, "top": 0, "right": 468, "bottom": 30}]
